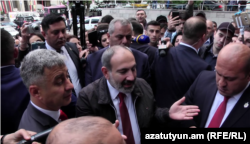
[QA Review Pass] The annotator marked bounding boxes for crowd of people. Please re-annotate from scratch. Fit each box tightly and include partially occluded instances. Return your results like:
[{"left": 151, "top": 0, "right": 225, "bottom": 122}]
[{"left": 1, "top": 0, "right": 250, "bottom": 143}]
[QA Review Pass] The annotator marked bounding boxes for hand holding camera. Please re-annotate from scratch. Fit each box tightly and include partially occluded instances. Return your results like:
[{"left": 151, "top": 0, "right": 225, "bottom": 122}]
[{"left": 167, "top": 12, "right": 180, "bottom": 32}]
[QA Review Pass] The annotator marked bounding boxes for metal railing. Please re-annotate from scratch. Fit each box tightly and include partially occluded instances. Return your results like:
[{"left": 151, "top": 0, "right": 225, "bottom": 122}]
[{"left": 97, "top": 3, "right": 248, "bottom": 12}]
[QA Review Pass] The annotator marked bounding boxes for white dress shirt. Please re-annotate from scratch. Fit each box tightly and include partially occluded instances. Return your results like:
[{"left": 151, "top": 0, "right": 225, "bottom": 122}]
[
  {"left": 31, "top": 101, "right": 60, "bottom": 122},
  {"left": 205, "top": 82, "right": 250, "bottom": 127},
  {"left": 179, "top": 42, "right": 198, "bottom": 54},
  {"left": 46, "top": 41, "right": 82, "bottom": 98},
  {"left": 107, "top": 80, "right": 140, "bottom": 144}
]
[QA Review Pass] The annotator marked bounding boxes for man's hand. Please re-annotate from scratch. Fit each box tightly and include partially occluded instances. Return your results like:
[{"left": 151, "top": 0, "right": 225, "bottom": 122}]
[
  {"left": 86, "top": 41, "right": 99, "bottom": 53},
  {"left": 79, "top": 49, "right": 89, "bottom": 59},
  {"left": 158, "top": 37, "right": 173, "bottom": 48},
  {"left": 113, "top": 120, "right": 127, "bottom": 140},
  {"left": 167, "top": 12, "right": 179, "bottom": 32},
  {"left": 169, "top": 97, "right": 200, "bottom": 120},
  {"left": 20, "top": 22, "right": 31, "bottom": 51},
  {"left": 2, "top": 129, "right": 39, "bottom": 144}
]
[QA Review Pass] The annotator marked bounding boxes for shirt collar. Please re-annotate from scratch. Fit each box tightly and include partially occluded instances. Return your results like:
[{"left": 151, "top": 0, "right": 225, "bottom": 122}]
[
  {"left": 179, "top": 42, "right": 198, "bottom": 54},
  {"left": 45, "top": 41, "right": 63, "bottom": 53},
  {"left": 30, "top": 101, "right": 60, "bottom": 122}
]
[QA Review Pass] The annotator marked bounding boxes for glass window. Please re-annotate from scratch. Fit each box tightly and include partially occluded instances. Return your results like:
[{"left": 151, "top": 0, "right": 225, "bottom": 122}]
[
  {"left": 85, "top": 19, "right": 89, "bottom": 24},
  {"left": 44, "top": 8, "right": 48, "bottom": 13},
  {"left": 91, "top": 19, "right": 99, "bottom": 24}
]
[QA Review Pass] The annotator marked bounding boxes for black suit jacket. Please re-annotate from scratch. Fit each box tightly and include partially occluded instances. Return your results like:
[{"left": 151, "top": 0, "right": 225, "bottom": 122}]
[
  {"left": 183, "top": 71, "right": 250, "bottom": 128},
  {"left": 130, "top": 41, "right": 157, "bottom": 67},
  {"left": 84, "top": 46, "right": 151, "bottom": 87},
  {"left": 151, "top": 44, "right": 211, "bottom": 108},
  {"left": 19, "top": 103, "right": 58, "bottom": 132}
]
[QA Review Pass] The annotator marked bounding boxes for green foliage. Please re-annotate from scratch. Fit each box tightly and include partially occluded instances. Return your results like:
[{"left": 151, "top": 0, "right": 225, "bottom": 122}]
[{"left": 172, "top": 0, "right": 203, "bottom": 4}]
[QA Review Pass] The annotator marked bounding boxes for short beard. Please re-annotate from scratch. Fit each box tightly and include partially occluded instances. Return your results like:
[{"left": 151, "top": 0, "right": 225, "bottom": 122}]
[{"left": 108, "top": 73, "right": 136, "bottom": 94}]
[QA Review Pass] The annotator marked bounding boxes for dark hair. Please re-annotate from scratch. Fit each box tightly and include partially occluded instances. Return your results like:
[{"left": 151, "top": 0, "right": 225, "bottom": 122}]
[
  {"left": 127, "top": 17, "right": 136, "bottom": 22},
  {"left": 156, "top": 15, "right": 167, "bottom": 23},
  {"left": 244, "top": 27, "right": 250, "bottom": 32},
  {"left": 41, "top": 14, "right": 66, "bottom": 32},
  {"left": 182, "top": 17, "right": 207, "bottom": 43},
  {"left": 172, "top": 31, "right": 183, "bottom": 46},
  {"left": 179, "top": 12, "right": 189, "bottom": 21},
  {"left": 160, "top": 23, "right": 168, "bottom": 30},
  {"left": 136, "top": 9, "right": 146, "bottom": 15},
  {"left": 66, "top": 34, "right": 78, "bottom": 42},
  {"left": 15, "top": 34, "right": 20, "bottom": 39},
  {"left": 131, "top": 20, "right": 143, "bottom": 36},
  {"left": 146, "top": 20, "right": 160, "bottom": 30},
  {"left": 1, "top": 29, "right": 15, "bottom": 65},
  {"left": 212, "top": 21, "right": 217, "bottom": 26},
  {"left": 29, "top": 33, "right": 45, "bottom": 42},
  {"left": 100, "top": 15, "right": 114, "bottom": 24},
  {"left": 96, "top": 23, "right": 109, "bottom": 48}
]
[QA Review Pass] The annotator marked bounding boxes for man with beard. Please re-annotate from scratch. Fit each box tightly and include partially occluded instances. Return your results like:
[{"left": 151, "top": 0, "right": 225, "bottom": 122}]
[
  {"left": 199, "top": 22, "right": 235, "bottom": 70},
  {"left": 76, "top": 45, "right": 201, "bottom": 144},
  {"left": 17, "top": 14, "right": 84, "bottom": 118}
]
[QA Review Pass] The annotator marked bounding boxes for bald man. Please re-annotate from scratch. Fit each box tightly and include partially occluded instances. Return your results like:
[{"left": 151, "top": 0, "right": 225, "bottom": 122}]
[
  {"left": 182, "top": 43, "right": 250, "bottom": 128},
  {"left": 203, "top": 20, "right": 214, "bottom": 46},
  {"left": 46, "top": 116, "right": 125, "bottom": 144}
]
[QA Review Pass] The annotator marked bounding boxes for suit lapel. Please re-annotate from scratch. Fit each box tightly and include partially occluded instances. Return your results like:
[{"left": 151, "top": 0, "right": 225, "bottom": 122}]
[
  {"left": 221, "top": 85, "right": 250, "bottom": 127},
  {"left": 28, "top": 103, "right": 58, "bottom": 127},
  {"left": 64, "top": 44, "right": 79, "bottom": 71},
  {"left": 200, "top": 76, "right": 218, "bottom": 127}
]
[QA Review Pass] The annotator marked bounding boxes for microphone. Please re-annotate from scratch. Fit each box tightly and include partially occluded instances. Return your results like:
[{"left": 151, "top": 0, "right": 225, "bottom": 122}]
[
  {"left": 17, "top": 127, "right": 54, "bottom": 144},
  {"left": 132, "top": 34, "right": 150, "bottom": 44}
]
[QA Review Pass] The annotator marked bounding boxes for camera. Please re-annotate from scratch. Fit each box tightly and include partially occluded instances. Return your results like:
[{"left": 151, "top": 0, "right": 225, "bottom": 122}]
[{"left": 25, "top": 23, "right": 41, "bottom": 34}]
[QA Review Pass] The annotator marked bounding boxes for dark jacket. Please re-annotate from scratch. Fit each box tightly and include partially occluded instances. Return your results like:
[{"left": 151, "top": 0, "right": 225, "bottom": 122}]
[
  {"left": 198, "top": 43, "right": 213, "bottom": 59},
  {"left": 1, "top": 66, "right": 30, "bottom": 134},
  {"left": 130, "top": 41, "right": 157, "bottom": 67},
  {"left": 151, "top": 44, "right": 211, "bottom": 108},
  {"left": 76, "top": 77, "right": 171, "bottom": 129},
  {"left": 182, "top": 71, "right": 250, "bottom": 128}
]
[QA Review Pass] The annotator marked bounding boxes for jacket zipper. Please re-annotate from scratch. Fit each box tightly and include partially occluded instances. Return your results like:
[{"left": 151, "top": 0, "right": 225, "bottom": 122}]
[{"left": 110, "top": 104, "right": 118, "bottom": 120}]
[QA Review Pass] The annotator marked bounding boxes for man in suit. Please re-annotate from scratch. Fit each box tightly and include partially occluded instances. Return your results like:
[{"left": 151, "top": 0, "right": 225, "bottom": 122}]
[
  {"left": 84, "top": 18, "right": 151, "bottom": 87},
  {"left": 1, "top": 29, "right": 30, "bottom": 135},
  {"left": 18, "top": 14, "right": 83, "bottom": 118},
  {"left": 130, "top": 20, "right": 157, "bottom": 67},
  {"left": 183, "top": 43, "right": 250, "bottom": 128},
  {"left": 77, "top": 45, "right": 200, "bottom": 144},
  {"left": 152, "top": 16, "right": 211, "bottom": 109},
  {"left": 199, "top": 22, "right": 235, "bottom": 70},
  {"left": 46, "top": 116, "right": 126, "bottom": 144},
  {"left": 19, "top": 49, "right": 74, "bottom": 136}
]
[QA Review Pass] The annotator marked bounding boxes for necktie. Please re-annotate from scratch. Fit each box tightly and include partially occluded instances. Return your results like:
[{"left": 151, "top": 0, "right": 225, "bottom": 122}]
[
  {"left": 118, "top": 92, "right": 135, "bottom": 144},
  {"left": 208, "top": 96, "right": 230, "bottom": 128},
  {"left": 59, "top": 109, "right": 68, "bottom": 121}
]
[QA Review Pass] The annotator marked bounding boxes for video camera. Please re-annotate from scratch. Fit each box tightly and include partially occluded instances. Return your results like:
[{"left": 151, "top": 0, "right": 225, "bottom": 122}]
[{"left": 25, "top": 23, "right": 41, "bottom": 34}]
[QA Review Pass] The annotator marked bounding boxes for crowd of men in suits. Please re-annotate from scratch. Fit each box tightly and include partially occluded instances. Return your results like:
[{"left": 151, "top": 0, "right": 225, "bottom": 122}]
[{"left": 1, "top": 1, "right": 250, "bottom": 143}]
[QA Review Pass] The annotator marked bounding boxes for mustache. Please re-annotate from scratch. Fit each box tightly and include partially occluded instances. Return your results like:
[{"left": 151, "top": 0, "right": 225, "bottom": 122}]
[{"left": 122, "top": 80, "right": 135, "bottom": 85}]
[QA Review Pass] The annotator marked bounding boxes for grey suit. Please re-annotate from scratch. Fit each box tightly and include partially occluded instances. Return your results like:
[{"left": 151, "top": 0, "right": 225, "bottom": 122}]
[{"left": 18, "top": 102, "right": 58, "bottom": 133}]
